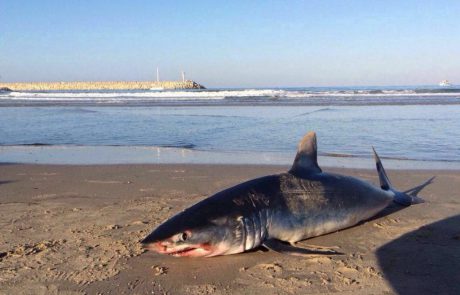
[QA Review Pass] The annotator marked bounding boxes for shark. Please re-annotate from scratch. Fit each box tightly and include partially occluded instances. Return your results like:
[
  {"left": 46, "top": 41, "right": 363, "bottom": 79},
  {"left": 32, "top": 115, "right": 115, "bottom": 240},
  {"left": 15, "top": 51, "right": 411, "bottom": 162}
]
[{"left": 141, "top": 131, "right": 433, "bottom": 257}]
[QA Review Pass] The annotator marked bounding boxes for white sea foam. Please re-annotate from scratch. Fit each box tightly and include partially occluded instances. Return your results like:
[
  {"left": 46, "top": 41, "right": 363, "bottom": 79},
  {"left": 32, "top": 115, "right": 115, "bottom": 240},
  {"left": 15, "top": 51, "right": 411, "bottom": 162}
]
[
  {"left": 3, "top": 89, "right": 280, "bottom": 100},
  {"left": 1, "top": 88, "right": 459, "bottom": 102}
]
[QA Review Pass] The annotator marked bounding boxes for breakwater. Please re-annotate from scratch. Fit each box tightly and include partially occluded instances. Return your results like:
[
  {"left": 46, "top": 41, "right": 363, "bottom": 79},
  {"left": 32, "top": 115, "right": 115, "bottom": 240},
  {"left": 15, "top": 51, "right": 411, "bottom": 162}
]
[{"left": 0, "top": 80, "right": 205, "bottom": 91}]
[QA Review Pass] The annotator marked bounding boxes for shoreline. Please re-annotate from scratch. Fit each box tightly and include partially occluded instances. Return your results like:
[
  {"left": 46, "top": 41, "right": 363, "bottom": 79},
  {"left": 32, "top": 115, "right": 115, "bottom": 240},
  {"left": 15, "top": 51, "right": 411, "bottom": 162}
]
[
  {"left": 1, "top": 145, "right": 459, "bottom": 170},
  {"left": 1, "top": 163, "right": 459, "bottom": 294}
]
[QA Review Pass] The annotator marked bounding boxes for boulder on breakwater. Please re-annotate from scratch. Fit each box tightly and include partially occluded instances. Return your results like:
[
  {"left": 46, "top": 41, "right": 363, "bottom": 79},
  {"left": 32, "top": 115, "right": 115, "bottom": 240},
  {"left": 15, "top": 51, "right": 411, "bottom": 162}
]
[{"left": 0, "top": 87, "right": 12, "bottom": 92}]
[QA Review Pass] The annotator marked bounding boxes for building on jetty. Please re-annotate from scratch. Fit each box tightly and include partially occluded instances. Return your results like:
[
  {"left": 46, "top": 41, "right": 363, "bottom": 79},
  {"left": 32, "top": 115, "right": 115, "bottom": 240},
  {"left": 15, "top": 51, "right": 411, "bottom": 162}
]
[{"left": 0, "top": 80, "right": 205, "bottom": 91}]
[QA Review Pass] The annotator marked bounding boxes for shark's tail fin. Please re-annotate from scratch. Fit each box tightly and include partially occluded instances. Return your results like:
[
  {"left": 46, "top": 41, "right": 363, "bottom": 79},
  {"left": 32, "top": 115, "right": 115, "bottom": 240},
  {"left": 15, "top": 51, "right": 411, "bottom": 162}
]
[{"left": 372, "top": 147, "right": 434, "bottom": 206}]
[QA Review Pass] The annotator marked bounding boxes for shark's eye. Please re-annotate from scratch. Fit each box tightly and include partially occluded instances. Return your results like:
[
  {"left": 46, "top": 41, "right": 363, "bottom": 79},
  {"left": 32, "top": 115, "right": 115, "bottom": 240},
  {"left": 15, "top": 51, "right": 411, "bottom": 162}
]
[{"left": 179, "top": 232, "right": 188, "bottom": 242}]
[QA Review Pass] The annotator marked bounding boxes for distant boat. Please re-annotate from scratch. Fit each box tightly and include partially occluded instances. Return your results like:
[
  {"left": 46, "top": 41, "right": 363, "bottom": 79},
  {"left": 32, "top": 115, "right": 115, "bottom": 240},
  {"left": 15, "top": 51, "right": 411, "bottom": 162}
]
[
  {"left": 439, "top": 80, "right": 452, "bottom": 87},
  {"left": 149, "top": 87, "right": 165, "bottom": 91}
]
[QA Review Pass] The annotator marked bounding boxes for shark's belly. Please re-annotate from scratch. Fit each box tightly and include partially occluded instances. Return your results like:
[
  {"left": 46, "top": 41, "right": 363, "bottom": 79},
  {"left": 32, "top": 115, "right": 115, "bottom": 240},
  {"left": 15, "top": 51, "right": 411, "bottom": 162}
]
[
  {"left": 269, "top": 184, "right": 393, "bottom": 242},
  {"left": 270, "top": 204, "right": 388, "bottom": 242}
]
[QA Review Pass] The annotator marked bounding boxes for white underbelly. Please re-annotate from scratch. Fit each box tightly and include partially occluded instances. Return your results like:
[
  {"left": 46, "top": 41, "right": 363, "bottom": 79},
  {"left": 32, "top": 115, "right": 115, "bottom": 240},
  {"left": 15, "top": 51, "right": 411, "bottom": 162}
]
[{"left": 271, "top": 204, "right": 389, "bottom": 243}]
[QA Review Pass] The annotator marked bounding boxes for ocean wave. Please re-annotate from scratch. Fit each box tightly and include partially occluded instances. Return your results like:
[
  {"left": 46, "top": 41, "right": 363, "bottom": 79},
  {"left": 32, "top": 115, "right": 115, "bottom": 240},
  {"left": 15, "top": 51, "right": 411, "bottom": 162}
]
[{"left": 1, "top": 87, "right": 460, "bottom": 102}]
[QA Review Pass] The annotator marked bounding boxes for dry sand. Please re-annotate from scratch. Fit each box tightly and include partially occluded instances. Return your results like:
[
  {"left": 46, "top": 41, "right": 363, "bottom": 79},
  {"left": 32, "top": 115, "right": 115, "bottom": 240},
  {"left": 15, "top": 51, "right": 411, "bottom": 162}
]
[{"left": 0, "top": 164, "right": 459, "bottom": 294}]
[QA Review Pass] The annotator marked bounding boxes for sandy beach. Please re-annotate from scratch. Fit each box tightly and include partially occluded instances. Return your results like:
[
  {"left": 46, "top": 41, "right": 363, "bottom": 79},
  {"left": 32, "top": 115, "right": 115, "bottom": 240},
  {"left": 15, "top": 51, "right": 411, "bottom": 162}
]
[
  {"left": 3, "top": 1, "right": 459, "bottom": 294},
  {"left": 0, "top": 163, "right": 459, "bottom": 294}
]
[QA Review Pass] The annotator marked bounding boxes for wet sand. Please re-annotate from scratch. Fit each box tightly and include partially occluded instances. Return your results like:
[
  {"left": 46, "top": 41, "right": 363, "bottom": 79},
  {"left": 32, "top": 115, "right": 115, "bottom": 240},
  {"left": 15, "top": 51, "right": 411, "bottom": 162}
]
[{"left": 0, "top": 164, "right": 459, "bottom": 294}]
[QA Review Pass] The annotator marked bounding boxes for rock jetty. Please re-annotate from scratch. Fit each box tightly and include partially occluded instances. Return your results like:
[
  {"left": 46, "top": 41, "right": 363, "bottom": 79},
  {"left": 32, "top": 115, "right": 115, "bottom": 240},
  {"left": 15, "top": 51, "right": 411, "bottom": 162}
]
[
  {"left": 0, "top": 80, "right": 205, "bottom": 91},
  {"left": 0, "top": 87, "right": 12, "bottom": 92}
]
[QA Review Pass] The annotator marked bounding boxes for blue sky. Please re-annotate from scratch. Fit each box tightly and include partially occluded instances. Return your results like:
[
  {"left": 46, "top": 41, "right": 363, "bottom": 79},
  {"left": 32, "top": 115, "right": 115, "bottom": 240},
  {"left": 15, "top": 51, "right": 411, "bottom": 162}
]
[{"left": 1, "top": 0, "right": 459, "bottom": 87}]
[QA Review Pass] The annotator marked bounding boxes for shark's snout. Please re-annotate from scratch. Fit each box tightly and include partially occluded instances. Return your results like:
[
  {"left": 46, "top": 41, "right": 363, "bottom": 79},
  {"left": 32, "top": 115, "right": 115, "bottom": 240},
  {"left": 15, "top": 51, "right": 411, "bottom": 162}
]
[{"left": 141, "top": 241, "right": 167, "bottom": 252}]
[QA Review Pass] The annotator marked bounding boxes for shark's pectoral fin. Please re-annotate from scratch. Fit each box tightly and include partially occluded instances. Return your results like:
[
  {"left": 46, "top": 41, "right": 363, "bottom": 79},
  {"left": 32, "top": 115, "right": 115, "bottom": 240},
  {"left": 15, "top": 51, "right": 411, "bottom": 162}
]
[
  {"left": 262, "top": 239, "right": 343, "bottom": 257},
  {"left": 289, "top": 131, "right": 322, "bottom": 177}
]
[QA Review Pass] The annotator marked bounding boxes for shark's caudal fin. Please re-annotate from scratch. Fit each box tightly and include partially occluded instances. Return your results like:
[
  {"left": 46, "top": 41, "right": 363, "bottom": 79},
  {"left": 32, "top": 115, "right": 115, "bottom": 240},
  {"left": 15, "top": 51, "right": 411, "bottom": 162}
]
[
  {"left": 289, "top": 131, "right": 322, "bottom": 177},
  {"left": 372, "top": 147, "right": 434, "bottom": 206}
]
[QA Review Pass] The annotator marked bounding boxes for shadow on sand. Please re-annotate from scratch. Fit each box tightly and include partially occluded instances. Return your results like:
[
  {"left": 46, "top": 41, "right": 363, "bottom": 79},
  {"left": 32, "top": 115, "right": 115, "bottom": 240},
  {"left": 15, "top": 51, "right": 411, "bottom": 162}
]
[
  {"left": 0, "top": 180, "right": 15, "bottom": 186},
  {"left": 377, "top": 214, "right": 460, "bottom": 295}
]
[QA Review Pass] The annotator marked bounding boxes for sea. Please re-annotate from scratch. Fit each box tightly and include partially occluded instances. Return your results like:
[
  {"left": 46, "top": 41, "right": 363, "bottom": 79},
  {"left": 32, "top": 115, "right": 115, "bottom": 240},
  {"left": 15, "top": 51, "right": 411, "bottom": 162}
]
[{"left": 1, "top": 86, "right": 459, "bottom": 169}]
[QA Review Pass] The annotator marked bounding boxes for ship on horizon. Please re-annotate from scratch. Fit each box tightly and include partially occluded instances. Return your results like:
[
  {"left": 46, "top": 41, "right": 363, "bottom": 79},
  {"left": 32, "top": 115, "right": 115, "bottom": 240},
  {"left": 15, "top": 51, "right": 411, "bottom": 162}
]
[{"left": 439, "top": 80, "right": 452, "bottom": 87}]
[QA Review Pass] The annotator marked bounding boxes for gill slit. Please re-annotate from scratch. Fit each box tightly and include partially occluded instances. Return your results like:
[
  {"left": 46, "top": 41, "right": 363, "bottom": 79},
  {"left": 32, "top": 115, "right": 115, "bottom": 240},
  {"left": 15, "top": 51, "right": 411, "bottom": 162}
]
[
  {"left": 240, "top": 216, "right": 247, "bottom": 252},
  {"left": 244, "top": 215, "right": 255, "bottom": 250}
]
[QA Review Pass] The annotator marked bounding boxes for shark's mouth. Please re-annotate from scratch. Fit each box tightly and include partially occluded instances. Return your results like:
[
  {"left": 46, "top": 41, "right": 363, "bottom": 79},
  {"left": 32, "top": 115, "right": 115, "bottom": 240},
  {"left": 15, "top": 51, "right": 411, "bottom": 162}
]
[
  {"left": 166, "top": 247, "right": 200, "bottom": 257},
  {"left": 143, "top": 242, "right": 214, "bottom": 257}
]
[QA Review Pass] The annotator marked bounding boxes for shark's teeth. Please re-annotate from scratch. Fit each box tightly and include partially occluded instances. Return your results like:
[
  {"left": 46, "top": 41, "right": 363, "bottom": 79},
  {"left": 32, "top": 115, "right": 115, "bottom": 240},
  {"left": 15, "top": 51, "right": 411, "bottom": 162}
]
[{"left": 166, "top": 247, "right": 197, "bottom": 256}]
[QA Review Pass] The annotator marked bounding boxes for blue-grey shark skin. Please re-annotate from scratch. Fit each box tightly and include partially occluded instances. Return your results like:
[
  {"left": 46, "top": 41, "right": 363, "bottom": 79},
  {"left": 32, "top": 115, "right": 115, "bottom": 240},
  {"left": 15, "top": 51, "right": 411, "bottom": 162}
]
[{"left": 141, "top": 131, "right": 432, "bottom": 257}]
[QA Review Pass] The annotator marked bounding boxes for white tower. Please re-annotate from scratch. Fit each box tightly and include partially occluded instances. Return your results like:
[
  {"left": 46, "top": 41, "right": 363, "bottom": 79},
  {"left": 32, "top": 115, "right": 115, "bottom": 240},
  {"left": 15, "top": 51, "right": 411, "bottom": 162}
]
[
  {"left": 156, "top": 67, "right": 160, "bottom": 82},
  {"left": 181, "top": 71, "right": 185, "bottom": 82}
]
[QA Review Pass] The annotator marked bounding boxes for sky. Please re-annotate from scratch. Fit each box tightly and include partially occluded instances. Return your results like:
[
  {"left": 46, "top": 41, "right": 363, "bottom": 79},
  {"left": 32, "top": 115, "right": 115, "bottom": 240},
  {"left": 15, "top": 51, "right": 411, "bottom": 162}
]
[{"left": 0, "top": 0, "right": 459, "bottom": 87}]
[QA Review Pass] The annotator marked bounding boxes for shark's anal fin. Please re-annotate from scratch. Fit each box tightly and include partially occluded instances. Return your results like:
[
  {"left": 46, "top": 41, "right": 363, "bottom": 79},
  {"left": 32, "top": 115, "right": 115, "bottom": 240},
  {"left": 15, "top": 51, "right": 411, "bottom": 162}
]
[
  {"left": 289, "top": 131, "right": 322, "bottom": 177},
  {"left": 262, "top": 239, "right": 343, "bottom": 257}
]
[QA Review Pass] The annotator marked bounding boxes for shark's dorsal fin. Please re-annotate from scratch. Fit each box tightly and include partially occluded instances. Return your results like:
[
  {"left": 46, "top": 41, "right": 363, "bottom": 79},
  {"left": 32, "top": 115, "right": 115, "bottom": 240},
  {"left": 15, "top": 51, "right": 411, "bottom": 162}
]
[{"left": 289, "top": 131, "right": 322, "bottom": 176}]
